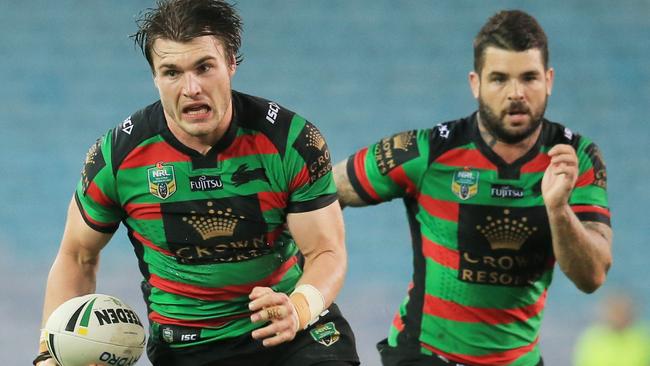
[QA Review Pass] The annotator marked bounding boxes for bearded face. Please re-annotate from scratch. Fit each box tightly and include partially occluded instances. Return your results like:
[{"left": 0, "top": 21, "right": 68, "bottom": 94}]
[{"left": 478, "top": 95, "right": 547, "bottom": 144}]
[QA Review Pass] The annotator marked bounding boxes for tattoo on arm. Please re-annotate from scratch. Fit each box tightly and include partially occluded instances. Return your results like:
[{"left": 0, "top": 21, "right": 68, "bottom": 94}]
[
  {"left": 582, "top": 221, "right": 613, "bottom": 243},
  {"left": 333, "top": 161, "right": 366, "bottom": 208}
]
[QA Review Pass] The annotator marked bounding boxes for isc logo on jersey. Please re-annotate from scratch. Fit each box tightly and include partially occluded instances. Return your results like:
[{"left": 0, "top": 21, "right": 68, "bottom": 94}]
[
  {"left": 44, "top": 294, "right": 146, "bottom": 366},
  {"left": 266, "top": 102, "right": 280, "bottom": 124}
]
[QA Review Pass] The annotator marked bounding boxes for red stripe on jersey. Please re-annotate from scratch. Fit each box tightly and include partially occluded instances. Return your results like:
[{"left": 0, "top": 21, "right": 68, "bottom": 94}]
[
  {"left": 392, "top": 312, "right": 405, "bottom": 332},
  {"left": 572, "top": 205, "right": 611, "bottom": 218},
  {"left": 148, "top": 311, "right": 249, "bottom": 328},
  {"left": 388, "top": 165, "right": 417, "bottom": 196},
  {"left": 289, "top": 166, "right": 310, "bottom": 192},
  {"left": 267, "top": 225, "right": 286, "bottom": 244},
  {"left": 521, "top": 153, "right": 550, "bottom": 174},
  {"left": 124, "top": 202, "right": 162, "bottom": 220},
  {"left": 79, "top": 204, "right": 118, "bottom": 229},
  {"left": 258, "top": 191, "right": 288, "bottom": 212},
  {"left": 418, "top": 195, "right": 459, "bottom": 222},
  {"left": 575, "top": 168, "right": 595, "bottom": 187},
  {"left": 354, "top": 148, "right": 381, "bottom": 201},
  {"left": 422, "top": 337, "right": 539, "bottom": 366},
  {"left": 422, "top": 237, "right": 459, "bottom": 270},
  {"left": 219, "top": 134, "right": 278, "bottom": 161},
  {"left": 424, "top": 290, "right": 547, "bottom": 325},
  {"left": 121, "top": 142, "right": 191, "bottom": 169},
  {"left": 149, "top": 255, "right": 299, "bottom": 301},
  {"left": 131, "top": 231, "right": 175, "bottom": 256},
  {"left": 86, "top": 181, "right": 116, "bottom": 207},
  {"left": 435, "top": 148, "right": 496, "bottom": 170}
]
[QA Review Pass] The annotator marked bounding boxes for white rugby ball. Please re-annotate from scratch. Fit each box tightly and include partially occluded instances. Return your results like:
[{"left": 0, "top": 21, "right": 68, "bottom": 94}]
[{"left": 44, "top": 294, "right": 146, "bottom": 366}]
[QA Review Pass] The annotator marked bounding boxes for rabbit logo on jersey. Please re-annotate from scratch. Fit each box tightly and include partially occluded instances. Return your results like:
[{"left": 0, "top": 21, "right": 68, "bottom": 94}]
[{"left": 148, "top": 162, "right": 177, "bottom": 200}]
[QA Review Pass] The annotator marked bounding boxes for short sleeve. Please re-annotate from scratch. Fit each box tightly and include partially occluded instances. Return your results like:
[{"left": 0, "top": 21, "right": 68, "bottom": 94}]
[
  {"left": 74, "top": 132, "right": 123, "bottom": 233},
  {"left": 570, "top": 137, "right": 610, "bottom": 226},
  {"left": 345, "top": 129, "right": 430, "bottom": 204},
  {"left": 283, "top": 116, "right": 337, "bottom": 213}
]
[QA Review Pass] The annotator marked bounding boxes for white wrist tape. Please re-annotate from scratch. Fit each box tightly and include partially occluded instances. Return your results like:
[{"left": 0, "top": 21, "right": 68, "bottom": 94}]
[{"left": 290, "top": 284, "right": 326, "bottom": 329}]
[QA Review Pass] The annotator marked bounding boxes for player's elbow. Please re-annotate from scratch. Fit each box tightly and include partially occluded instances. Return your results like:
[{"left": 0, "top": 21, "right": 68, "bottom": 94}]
[{"left": 574, "top": 267, "right": 609, "bottom": 294}]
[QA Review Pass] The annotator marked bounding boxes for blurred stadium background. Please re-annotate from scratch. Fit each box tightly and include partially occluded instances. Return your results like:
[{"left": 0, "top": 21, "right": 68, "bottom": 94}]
[{"left": 1, "top": 1, "right": 648, "bottom": 365}]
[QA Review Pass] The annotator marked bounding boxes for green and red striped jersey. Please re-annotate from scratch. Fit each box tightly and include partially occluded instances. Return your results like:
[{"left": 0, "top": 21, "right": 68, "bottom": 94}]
[
  {"left": 345, "top": 113, "right": 610, "bottom": 366},
  {"left": 75, "top": 90, "right": 336, "bottom": 346}
]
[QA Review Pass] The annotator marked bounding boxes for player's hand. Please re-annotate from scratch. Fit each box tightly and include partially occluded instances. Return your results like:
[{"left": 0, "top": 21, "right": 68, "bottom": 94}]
[
  {"left": 542, "top": 144, "right": 578, "bottom": 209},
  {"left": 249, "top": 286, "right": 299, "bottom": 347}
]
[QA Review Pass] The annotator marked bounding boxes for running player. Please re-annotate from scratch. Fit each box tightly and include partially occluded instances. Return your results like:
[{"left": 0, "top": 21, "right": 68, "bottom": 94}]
[
  {"left": 34, "top": 1, "right": 359, "bottom": 365},
  {"left": 334, "top": 10, "right": 612, "bottom": 366}
]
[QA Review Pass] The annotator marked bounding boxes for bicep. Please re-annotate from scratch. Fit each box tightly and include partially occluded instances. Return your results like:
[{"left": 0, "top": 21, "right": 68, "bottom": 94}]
[
  {"left": 58, "top": 197, "right": 113, "bottom": 261},
  {"left": 286, "top": 201, "right": 344, "bottom": 257}
]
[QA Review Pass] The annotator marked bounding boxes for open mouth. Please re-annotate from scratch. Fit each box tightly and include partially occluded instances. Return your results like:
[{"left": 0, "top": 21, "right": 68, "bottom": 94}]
[{"left": 182, "top": 104, "right": 212, "bottom": 117}]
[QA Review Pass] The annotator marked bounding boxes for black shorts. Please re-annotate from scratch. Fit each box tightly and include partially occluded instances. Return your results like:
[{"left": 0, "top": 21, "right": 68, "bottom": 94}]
[
  {"left": 377, "top": 339, "right": 544, "bottom": 366},
  {"left": 147, "top": 303, "right": 359, "bottom": 366}
]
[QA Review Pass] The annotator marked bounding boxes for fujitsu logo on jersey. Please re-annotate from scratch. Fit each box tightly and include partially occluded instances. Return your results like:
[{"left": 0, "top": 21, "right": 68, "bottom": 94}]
[
  {"left": 121, "top": 117, "right": 133, "bottom": 135},
  {"left": 491, "top": 184, "right": 524, "bottom": 199},
  {"left": 189, "top": 175, "right": 223, "bottom": 191},
  {"left": 265, "top": 102, "right": 280, "bottom": 124}
]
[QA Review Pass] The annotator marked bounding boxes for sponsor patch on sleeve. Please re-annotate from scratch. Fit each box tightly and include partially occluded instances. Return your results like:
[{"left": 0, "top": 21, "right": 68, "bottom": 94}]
[
  {"left": 81, "top": 138, "right": 106, "bottom": 195},
  {"left": 585, "top": 143, "right": 607, "bottom": 189},
  {"left": 292, "top": 121, "right": 332, "bottom": 184},
  {"left": 373, "top": 130, "right": 419, "bottom": 175}
]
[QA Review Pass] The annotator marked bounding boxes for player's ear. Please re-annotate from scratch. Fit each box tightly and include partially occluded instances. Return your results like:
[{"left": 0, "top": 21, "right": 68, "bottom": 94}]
[
  {"left": 545, "top": 67, "right": 554, "bottom": 96},
  {"left": 469, "top": 71, "right": 480, "bottom": 99}
]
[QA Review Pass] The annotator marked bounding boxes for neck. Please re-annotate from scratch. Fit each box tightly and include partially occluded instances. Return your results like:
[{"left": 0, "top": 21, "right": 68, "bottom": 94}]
[{"left": 477, "top": 113, "right": 542, "bottom": 164}]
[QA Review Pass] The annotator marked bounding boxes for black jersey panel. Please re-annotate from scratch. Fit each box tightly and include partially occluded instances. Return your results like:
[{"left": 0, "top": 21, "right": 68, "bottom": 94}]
[
  {"left": 160, "top": 195, "right": 271, "bottom": 265},
  {"left": 457, "top": 204, "right": 553, "bottom": 287},
  {"left": 111, "top": 101, "right": 167, "bottom": 175},
  {"left": 396, "top": 196, "right": 426, "bottom": 347},
  {"left": 81, "top": 137, "right": 106, "bottom": 195},
  {"left": 232, "top": 91, "right": 294, "bottom": 160},
  {"left": 427, "top": 116, "right": 475, "bottom": 166},
  {"left": 584, "top": 142, "right": 608, "bottom": 189}
]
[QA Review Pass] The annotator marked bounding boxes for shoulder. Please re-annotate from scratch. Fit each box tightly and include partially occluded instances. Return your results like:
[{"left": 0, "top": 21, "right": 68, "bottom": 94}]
[
  {"left": 232, "top": 90, "right": 314, "bottom": 156},
  {"left": 541, "top": 119, "right": 605, "bottom": 161},
  {"left": 427, "top": 115, "right": 476, "bottom": 162},
  {"left": 105, "top": 101, "right": 166, "bottom": 166}
]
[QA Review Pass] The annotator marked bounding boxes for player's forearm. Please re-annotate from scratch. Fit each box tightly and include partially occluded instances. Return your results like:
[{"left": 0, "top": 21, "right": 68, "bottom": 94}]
[
  {"left": 41, "top": 250, "right": 100, "bottom": 327},
  {"left": 547, "top": 204, "right": 612, "bottom": 293},
  {"left": 298, "top": 244, "right": 347, "bottom": 308}
]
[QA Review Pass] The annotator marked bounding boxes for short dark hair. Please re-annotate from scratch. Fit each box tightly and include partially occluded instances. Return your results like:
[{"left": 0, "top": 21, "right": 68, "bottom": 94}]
[
  {"left": 132, "top": 0, "right": 243, "bottom": 72},
  {"left": 473, "top": 10, "right": 548, "bottom": 74}
]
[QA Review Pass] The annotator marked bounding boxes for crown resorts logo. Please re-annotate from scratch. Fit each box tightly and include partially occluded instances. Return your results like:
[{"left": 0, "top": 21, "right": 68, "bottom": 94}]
[
  {"left": 392, "top": 131, "right": 415, "bottom": 151},
  {"left": 148, "top": 162, "right": 177, "bottom": 200},
  {"left": 182, "top": 202, "right": 245, "bottom": 240},
  {"left": 476, "top": 209, "right": 537, "bottom": 251},
  {"left": 305, "top": 124, "right": 326, "bottom": 150}
]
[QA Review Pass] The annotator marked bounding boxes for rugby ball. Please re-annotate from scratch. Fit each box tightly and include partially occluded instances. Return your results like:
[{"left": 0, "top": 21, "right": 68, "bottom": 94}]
[{"left": 44, "top": 294, "right": 146, "bottom": 366}]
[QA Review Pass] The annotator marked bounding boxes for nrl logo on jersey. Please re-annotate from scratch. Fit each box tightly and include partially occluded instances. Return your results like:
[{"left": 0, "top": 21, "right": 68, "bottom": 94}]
[
  {"left": 309, "top": 322, "right": 340, "bottom": 347},
  {"left": 148, "top": 162, "right": 177, "bottom": 200},
  {"left": 452, "top": 168, "right": 479, "bottom": 200}
]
